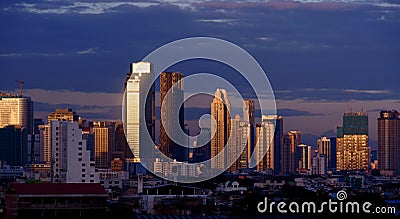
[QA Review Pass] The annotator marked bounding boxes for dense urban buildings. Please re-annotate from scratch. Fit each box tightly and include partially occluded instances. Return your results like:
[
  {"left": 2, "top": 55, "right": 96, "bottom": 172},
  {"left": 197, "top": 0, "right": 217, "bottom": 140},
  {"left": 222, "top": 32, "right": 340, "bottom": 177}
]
[
  {"left": 50, "top": 120, "right": 96, "bottom": 183},
  {"left": 378, "top": 110, "right": 400, "bottom": 175},
  {"left": 210, "top": 88, "right": 231, "bottom": 170},
  {"left": 159, "top": 71, "right": 185, "bottom": 161},
  {"left": 336, "top": 112, "right": 369, "bottom": 171}
]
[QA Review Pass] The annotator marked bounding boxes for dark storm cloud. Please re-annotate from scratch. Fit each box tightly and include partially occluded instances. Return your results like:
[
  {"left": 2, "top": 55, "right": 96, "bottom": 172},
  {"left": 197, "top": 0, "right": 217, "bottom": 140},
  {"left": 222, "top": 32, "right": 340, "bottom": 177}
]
[{"left": 1, "top": 0, "right": 399, "bottom": 100}]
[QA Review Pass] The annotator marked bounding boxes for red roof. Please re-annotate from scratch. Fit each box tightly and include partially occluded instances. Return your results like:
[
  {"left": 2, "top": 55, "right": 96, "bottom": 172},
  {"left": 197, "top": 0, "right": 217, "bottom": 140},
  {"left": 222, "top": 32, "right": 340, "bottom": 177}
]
[{"left": 9, "top": 183, "right": 107, "bottom": 195}]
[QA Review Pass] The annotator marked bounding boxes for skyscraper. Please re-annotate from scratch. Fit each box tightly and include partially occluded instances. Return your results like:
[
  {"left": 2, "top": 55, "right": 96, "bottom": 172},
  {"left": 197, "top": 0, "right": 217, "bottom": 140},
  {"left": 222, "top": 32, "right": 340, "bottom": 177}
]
[
  {"left": 159, "top": 72, "right": 185, "bottom": 161},
  {"left": 38, "top": 124, "right": 51, "bottom": 162},
  {"left": 125, "top": 62, "right": 155, "bottom": 163},
  {"left": 243, "top": 99, "right": 255, "bottom": 166},
  {"left": 0, "top": 93, "right": 33, "bottom": 134},
  {"left": 255, "top": 116, "right": 275, "bottom": 172},
  {"left": 336, "top": 112, "right": 369, "bottom": 171},
  {"left": 262, "top": 115, "right": 283, "bottom": 174},
  {"left": 317, "top": 136, "right": 331, "bottom": 170},
  {"left": 211, "top": 89, "right": 231, "bottom": 170},
  {"left": 378, "top": 110, "right": 400, "bottom": 174},
  {"left": 282, "top": 131, "right": 301, "bottom": 174},
  {"left": 50, "top": 121, "right": 96, "bottom": 183},
  {"left": 296, "top": 144, "right": 311, "bottom": 173},
  {"left": 93, "top": 121, "right": 115, "bottom": 169},
  {"left": 227, "top": 114, "right": 249, "bottom": 173},
  {"left": 311, "top": 153, "right": 326, "bottom": 175}
]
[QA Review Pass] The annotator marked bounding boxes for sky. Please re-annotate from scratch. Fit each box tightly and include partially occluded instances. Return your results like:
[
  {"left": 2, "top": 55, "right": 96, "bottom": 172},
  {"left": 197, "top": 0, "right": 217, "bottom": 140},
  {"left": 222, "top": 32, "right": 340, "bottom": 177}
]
[{"left": 1, "top": 0, "right": 400, "bottom": 147}]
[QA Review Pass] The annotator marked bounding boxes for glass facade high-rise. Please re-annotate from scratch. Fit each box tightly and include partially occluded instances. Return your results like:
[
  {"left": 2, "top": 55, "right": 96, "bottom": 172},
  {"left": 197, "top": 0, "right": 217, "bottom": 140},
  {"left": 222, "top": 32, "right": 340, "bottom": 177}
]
[
  {"left": 243, "top": 100, "right": 255, "bottom": 166},
  {"left": 378, "top": 110, "right": 400, "bottom": 174},
  {"left": 211, "top": 89, "right": 231, "bottom": 170},
  {"left": 159, "top": 72, "right": 185, "bottom": 161},
  {"left": 296, "top": 144, "right": 311, "bottom": 173},
  {"left": 124, "top": 62, "right": 155, "bottom": 163},
  {"left": 336, "top": 112, "right": 369, "bottom": 171},
  {"left": 0, "top": 125, "right": 28, "bottom": 166},
  {"left": 262, "top": 115, "right": 283, "bottom": 174},
  {"left": 0, "top": 93, "right": 33, "bottom": 134}
]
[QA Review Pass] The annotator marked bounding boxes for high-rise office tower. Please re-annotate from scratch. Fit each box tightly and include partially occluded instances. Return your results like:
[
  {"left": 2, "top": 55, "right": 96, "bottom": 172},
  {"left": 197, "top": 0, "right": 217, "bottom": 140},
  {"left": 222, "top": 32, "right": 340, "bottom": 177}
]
[
  {"left": 0, "top": 125, "right": 28, "bottom": 166},
  {"left": 211, "top": 89, "right": 231, "bottom": 170},
  {"left": 329, "top": 137, "right": 337, "bottom": 170},
  {"left": 255, "top": 116, "right": 275, "bottom": 172},
  {"left": 282, "top": 131, "right": 301, "bottom": 174},
  {"left": 28, "top": 118, "right": 44, "bottom": 162},
  {"left": 125, "top": 62, "right": 155, "bottom": 163},
  {"left": 50, "top": 121, "right": 96, "bottom": 183},
  {"left": 159, "top": 72, "right": 185, "bottom": 161},
  {"left": 113, "top": 123, "right": 134, "bottom": 169},
  {"left": 47, "top": 108, "right": 78, "bottom": 123},
  {"left": 226, "top": 114, "right": 248, "bottom": 173},
  {"left": 82, "top": 128, "right": 95, "bottom": 162},
  {"left": 262, "top": 115, "right": 283, "bottom": 174},
  {"left": 336, "top": 112, "right": 369, "bottom": 171},
  {"left": 243, "top": 100, "right": 255, "bottom": 166},
  {"left": 0, "top": 93, "right": 33, "bottom": 134},
  {"left": 296, "top": 144, "right": 311, "bottom": 173},
  {"left": 317, "top": 136, "right": 331, "bottom": 170},
  {"left": 378, "top": 110, "right": 400, "bottom": 174},
  {"left": 93, "top": 121, "right": 115, "bottom": 169}
]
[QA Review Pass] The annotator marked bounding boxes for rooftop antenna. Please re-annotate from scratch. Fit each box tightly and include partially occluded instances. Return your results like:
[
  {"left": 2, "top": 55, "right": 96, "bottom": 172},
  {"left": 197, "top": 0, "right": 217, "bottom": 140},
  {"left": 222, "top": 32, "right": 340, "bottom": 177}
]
[{"left": 15, "top": 80, "right": 24, "bottom": 96}]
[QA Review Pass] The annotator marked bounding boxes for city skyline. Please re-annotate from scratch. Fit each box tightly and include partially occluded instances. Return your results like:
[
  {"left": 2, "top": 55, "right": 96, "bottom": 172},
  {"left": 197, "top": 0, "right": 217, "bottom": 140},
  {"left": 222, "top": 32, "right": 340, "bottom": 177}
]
[{"left": 1, "top": 0, "right": 400, "bottom": 146}]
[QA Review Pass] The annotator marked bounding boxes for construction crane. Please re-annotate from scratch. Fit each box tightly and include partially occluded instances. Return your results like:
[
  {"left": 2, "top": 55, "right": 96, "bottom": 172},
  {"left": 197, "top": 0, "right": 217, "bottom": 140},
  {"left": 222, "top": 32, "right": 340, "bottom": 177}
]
[
  {"left": 343, "top": 90, "right": 352, "bottom": 113},
  {"left": 16, "top": 80, "right": 24, "bottom": 96}
]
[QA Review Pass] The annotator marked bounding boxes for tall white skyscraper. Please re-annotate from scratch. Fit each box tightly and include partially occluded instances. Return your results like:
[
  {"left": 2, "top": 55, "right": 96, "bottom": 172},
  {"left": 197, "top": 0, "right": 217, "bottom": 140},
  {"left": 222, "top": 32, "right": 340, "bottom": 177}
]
[
  {"left": 124, "top": 62, "right": 155, "bottom": 163},
  {"left": 51, "top": 121, "right": 96, "bottom": 183}
]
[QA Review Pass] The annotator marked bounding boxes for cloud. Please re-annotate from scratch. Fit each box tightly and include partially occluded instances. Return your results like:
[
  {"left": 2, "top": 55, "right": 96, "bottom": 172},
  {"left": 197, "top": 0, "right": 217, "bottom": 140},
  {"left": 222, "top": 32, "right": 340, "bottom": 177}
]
[
  {"left": 344, "top": 89, "right": 390, "bottom": 94},
  {"left": 197, "top": 18, "right": 237, "bottom": 24},
  {"left": 22, "top": 89, "right": 122, "bottom": 106},
  {"left": 277, "top": 108, "right": 323, "bottom": 117},
  {"left": 76, "top": 48, "right": 96, "bottom": 55},
  {"left": 0, "top": 52, "right": 65, "bottom": 57}
]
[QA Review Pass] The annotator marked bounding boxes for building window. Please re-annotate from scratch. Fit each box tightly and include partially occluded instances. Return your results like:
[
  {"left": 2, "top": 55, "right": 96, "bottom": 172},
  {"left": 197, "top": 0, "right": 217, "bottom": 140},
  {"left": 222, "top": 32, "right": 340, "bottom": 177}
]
[
  {"left": 90, "top": 180, "right": 94, "bottom": 183},
  {"left": 82, "top": 179, "right": 85, "bottom": 183},
  {"left": 56, "top": 148, "right": 58, "bottom": 151},
  {"left": 82, "top": 169, "right": 85, "bottom": 172},
  {"left": 78, "top": 158, "right": 82, "bottom": 161},
  {"left": 78, "top": 147, "right": 82, "bottom": 150},
  {"left": 82, "top": 174, "right": 85, "bottom": 177},
  {"left": 79, "top": 142, "right": 82, "bottom": 145},
  {"left": 82, "top": 163, "right": 86, "bottom": 167},
  {"left": 56, "top": 132, "right": 58, "bottom": 136},
  {"left": 78, "top": 152, "right": 82, "bottom": 156},
  {"left": 56, "top": 127, "right": 58, "bottom": 130}
]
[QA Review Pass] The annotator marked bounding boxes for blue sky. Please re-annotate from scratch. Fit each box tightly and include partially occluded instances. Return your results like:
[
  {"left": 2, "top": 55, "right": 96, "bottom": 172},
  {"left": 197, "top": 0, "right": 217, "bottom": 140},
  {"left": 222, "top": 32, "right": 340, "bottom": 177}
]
[{"left": 1, "top": 0, "right": 400, "bottom": 146}]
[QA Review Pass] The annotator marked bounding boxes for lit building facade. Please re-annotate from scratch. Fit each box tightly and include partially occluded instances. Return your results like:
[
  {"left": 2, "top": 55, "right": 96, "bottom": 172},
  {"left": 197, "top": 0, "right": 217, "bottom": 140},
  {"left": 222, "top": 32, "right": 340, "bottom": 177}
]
[
  {"left": 159, "top": 72, "right": 185, "bottom": 161},
  {"left": 282, "top": 131, "right": 301, "bottom": 174},
  {"left": 296, "top": 144, "right": 311, "bottom": 173},
  {"left": 210, "top": 89, "right": 231, "bottom": 170},
  {"left": 243, "top": 99, "right": 255, "bottom": 165},
  {"left": 47, "top": 108, "right": 78, "bottom": 123},
  {"left": 378, "top": 110, "right": 400, "bottom": 174},
  {"left": 255, "top": 116, "right": 275, "bottom": 172},
  {"left": 0, "top": 94, "right": 33, "bottom": 135},
  {"left": 317, "top": 136, "right": 331, "bottom": 170},
  {"left": 336, "top": 112, "right": 369, "bottom": 171},
  {"left": 93, "top": 121, "right": 115, "bottom": 169},
  {"left": 124, "top": 62, "right": 155, "bottom": 163}
]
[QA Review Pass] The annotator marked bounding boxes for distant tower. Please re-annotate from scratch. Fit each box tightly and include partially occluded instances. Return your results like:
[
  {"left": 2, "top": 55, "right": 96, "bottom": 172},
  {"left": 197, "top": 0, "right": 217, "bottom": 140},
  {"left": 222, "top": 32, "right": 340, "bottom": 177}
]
[
  {"left": 255, "top": 116, "right": 275, "bottom": 172},
  {"left": 243, "top": 100, "right": 255, "bottom": 166},
  {"left": 47, "top": 108, "right": 78, "bottom": 123},
  {"left": 211, "top": 89, "right": 231, "bottom": 170},
  {"left": 0, "top": 94, "right": 33, "bottom": 134},
  {"left": 159, "top": 72, "right": 185, "bottom": 161},
  {"left": 317, "top": 136, "right": 331, "bottom": 170},
  {"left": 124, "top": 62, "right": 155, "bottom": 163},
  {"left": 93, "top": 121, "right": 115, "bottom": 169},
  {"left": 282, "top": 131, "right": 301, "bottom": 174},
  {"left": 296, "top": 144, "right": 311, "bottom": 173},
  {"left": 336, "top": 112, "right": 369, "bottom": 171},
  {"left": 378, "top": 110, "right": 400, "bottom": 174}
]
